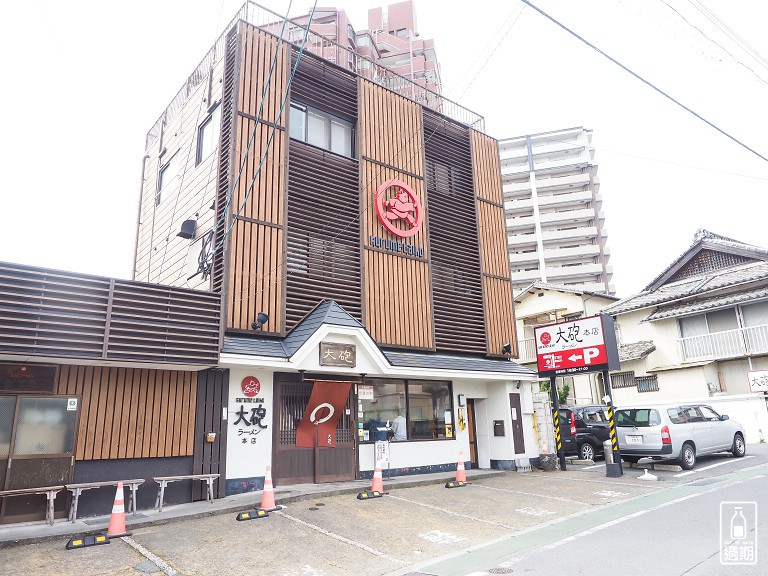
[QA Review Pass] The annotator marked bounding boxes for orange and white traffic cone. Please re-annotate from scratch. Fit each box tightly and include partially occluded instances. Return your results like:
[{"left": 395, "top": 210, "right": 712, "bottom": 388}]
[
  {"left": 357, "top": 454, "right": 386, "bottom": 499},
  {"left": 258, "top": 465, "right": 281, "bottom": 512},
  {"left": 446, "top": 450, "right": 469, "bottom": 488},
  {"left": 106, "top": 482, "right": 131, "bottom": 537}
]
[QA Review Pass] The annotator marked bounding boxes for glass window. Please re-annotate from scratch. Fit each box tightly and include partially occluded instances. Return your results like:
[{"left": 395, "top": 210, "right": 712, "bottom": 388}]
[
  {"left": 0, "top": 396, "right": 16, "bottom": 458},
  {"left": 289, "top": 103, "right": 306, "bottom": 141},
  {"left": 157, "top": 154, "right": 178, "bottom": 205},
  {"left": 13, "top": 397, "right": 77, "bottom": 455},
  {"left": 742, "top": 301, "right": 768, "bottom": 327},
  {"left": 196, "top": 105, "right": 221, "bottom": 164},
  {"left": 358, "top": 379, "right": 452, "bottom": 442},
  {"left": 360, "top": 380, "right": 406, "bottom": 442},
  {"left": 395, "top": 28, "right": 408, "bottom": 38},
  {"left": 307, "top": 109, "right": 328, "bottom": 148},
  {"left": 706, "top": 309, "right": 738, "bottom": 333},
  {"left": 408, "top": 381, "right": 451, "bottom": 440},
  {"left": 330, "top": 118, "right": 352, "bottom": 157},
  {"left": 667, "top": 407, "right": 686, "bottom": 424},
  {"left": 699, "top": 405, "right": 721, "bottom": 422},
  {"left": 680, "top": 314, "right": 707, "bottom": 338},
  {"left": 289, "top": 101, "right": 354, "bottom": 158},
  {"left": 615, "top": 408, "right": 660, "bottom": 427}
]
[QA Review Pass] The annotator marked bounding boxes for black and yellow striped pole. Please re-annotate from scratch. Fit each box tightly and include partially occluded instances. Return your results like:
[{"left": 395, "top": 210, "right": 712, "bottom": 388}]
[
  {"left": 604, "top": 370, "right": 623, "bottom": 476},
  {"left": 549, "top": 376, "right": 566, "bottom": 471}
]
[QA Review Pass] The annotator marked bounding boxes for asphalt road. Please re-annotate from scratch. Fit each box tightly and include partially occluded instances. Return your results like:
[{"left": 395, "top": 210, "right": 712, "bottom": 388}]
[{"left": 1, "top": 444, "right": 765, "bottom": 576}]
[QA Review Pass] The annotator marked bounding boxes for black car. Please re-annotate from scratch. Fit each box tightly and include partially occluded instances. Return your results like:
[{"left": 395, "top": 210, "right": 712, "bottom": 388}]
[{"left": 558, "top": 405, "right": 612, "bottom": 460}]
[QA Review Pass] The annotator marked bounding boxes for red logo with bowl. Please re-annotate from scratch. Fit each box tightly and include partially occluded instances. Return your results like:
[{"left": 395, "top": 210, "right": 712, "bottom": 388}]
[
  {"left": 241, "top": 376, "right": 261, "bottom": 397},
  {"left": 374, "top": 179, "right": 424, "bottom": 238},
  {"left": 539, "top": 332, "right": 551, "bottom": 345}
]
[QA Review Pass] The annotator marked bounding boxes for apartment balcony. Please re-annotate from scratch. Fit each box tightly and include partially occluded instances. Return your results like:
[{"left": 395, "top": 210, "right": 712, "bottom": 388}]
[
  {"left": 546, "top": 262, "right": 606, "bottom": 281},
  {"left": 678, "top": 324, "right": 768, "bottom": 362},
  {"left": 536, "top": 190, "right": 593, "bottom": 209},
  {"left": 538, "top": 208, "right": 597, "bottom": 227},
  {"left": 509, "top": 251, "right": 540, "bottom": 266},
  {"left": 535, "top": 172, "right": 591, "bottom": 192},
  {"left": 504, "top": 199, "right": 534, "bottom": 216},
  {"left": 542, "top": 244, "right": 601, "bottom": 262},
  {"left": 514, "top": 338, "right": 537, "bottom": 363}
]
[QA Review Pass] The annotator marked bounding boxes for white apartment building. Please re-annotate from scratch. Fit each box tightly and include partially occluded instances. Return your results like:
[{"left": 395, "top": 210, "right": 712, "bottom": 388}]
[{"left": 499, "top": 127, "right": 614, "bottom": 295}]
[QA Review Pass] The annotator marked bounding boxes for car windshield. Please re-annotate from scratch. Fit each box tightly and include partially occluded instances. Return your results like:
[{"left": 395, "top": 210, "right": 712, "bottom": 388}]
[{"left": 616, "top": 408, "right": 661, "bottom": 427}]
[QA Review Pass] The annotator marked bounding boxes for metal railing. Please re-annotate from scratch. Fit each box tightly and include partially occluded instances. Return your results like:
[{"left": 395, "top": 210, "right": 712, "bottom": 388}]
[
  {"left": 146, "top": 1, "right": 484, "bottom": 150},
  {"left": 514, "top": 338, "right": 537, "bottom": 363},
  {"left": 678, "top": 324, "right": 768, "bottom": 362}
]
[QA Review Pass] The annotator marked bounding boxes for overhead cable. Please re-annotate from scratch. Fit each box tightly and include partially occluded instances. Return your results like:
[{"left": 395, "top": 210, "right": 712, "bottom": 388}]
[{"left": 520, "top": 0, "right": 768, "bottom": 163}]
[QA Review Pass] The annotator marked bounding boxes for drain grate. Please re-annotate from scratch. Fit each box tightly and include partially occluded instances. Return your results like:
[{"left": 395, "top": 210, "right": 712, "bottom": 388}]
[{"left": 489, "top": 568, "right": 515, "bottom": 574}]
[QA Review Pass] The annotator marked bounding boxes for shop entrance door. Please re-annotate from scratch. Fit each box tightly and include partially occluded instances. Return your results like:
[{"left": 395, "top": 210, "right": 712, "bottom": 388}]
[
  {"left": 509, "top": 393, "right": 526, "bottom": 454},
  {"left": 274, "top": 377, "right": 356, "bottom": 484},
  {"left": 467, "top": 400, "right": 478, "bottom": 468},
  {"left": 0, "top": 395, "right": 79, "bottom": 524}
]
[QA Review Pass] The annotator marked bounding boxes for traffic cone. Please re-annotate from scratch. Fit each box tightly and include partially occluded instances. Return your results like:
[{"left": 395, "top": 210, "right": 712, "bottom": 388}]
[
  {"left": 357, "top": 453, "right": 386, "bottom": 499},
  {"left": 106, "top": 482, "right": 131, "bottom": 538},
  {"left": 258, "top": 466, "right": 281, "bottom": 512},
  {"left": 445, "top": 450, "right": 469, "bottom": 488}
]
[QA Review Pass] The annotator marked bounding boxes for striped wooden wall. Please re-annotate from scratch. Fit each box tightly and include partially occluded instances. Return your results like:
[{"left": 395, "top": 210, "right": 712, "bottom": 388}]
[
  {"left": 57, "top": 366, "right": 196, "bottom": 461},
  {"left": 226, "top": 24, "right": 288, "bottom": 333},
  {"left": 359, "top": 79, "right": 433, "bottom": 349},
  {"left": 471, "top": 130, "right": 517, "bottom": 357}
]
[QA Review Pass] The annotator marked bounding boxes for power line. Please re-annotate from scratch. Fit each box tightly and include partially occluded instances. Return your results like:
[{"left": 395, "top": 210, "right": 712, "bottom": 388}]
[
  {"left": 688, "top": 0, "right": 768, "bottom": 72},
  {"left": 659, "top": 0, "right": 768, "bottom": 86},
  {"left": 520, "top": 0, "right": 768, "bottom": 163}
]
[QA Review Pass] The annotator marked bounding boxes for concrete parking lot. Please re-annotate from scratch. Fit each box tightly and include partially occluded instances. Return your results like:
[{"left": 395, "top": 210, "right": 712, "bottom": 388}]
[{"left": 1, "top": 444, "right": 764, "bottom": 576}]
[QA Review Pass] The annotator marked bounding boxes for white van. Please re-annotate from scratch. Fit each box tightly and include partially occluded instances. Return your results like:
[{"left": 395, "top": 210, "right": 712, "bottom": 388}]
[{"left": 615, "top": 404, "right": 746, "bottom": 470}]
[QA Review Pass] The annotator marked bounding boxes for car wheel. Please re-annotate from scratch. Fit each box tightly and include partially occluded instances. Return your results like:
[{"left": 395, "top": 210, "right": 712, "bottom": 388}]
[
  {"left": 579, "top": 443, "right": 595, "bottom": 460},
  {"left": 680, "top": 442, "right": 696, "bottom": 470},
  {"left": 731, "top": 433, "right": 746, "bottom": 457}
]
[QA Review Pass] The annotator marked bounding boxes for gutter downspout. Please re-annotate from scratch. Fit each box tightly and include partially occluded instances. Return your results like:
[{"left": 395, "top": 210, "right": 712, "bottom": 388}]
[{"left": 132, "top": 154, "right": 151, "bottom": 281}]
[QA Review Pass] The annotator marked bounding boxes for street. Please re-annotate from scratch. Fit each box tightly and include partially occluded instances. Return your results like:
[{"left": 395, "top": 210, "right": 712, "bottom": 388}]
[{"left": 1, "top": 445, "right": 765, "bottom": 576}]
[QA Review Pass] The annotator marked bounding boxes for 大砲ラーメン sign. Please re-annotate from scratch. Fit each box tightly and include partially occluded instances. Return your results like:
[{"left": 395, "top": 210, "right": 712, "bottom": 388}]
[{"left": 534, "top": 314, "right": 619, "bottom": 378}]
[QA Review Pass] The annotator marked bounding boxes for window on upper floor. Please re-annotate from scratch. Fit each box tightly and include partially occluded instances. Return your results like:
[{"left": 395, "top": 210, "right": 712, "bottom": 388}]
[
  {"left": 679, "top": 308, "right": 738, "bottom": 337},
  {"left": 156, "top": 153, "right": 178, "bottom": 206},
  {"left": 395, "top": 28, "right": 408, "bottom": 38},
  {"left": 289, "top": 102, "right": 354, "bottom": 158},
  {"left": 196, "top": 105, "right": 221, "bottom": 165}
]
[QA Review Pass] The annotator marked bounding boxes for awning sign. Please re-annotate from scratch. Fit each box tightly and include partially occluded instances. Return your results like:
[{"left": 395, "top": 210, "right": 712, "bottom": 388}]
[
  {"left": 747, "top": 370, "right": 768, "bottom": 393},
  {"left": 296, "top": 380, "right": 352, "bottom": 448}
]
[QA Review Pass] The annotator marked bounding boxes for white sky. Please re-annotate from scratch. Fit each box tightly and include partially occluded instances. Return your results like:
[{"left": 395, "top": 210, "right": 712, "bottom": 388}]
[{"left": 1, "top": 0, "right": 766, "bottom": 297}]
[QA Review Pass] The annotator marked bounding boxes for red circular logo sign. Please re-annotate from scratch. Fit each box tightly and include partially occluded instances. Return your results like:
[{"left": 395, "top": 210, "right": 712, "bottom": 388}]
[
  {"left": 374, "top": 179, "right": 424, "bottom": 238},
  {"left": 241, "top": 376, "right": 260, "bottom": 397},
  {"left": 540, "top": 332, "right": 551, "bottom": 345}
]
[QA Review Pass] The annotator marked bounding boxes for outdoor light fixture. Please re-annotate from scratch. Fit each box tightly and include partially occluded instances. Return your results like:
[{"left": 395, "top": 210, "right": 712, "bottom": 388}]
[
  {"left": 502, "top": 343, "right": 512, "bottom": 355},
  {"left": 177, "top": 217, "right": 197, "bottom": 239},
  {"left": 252, "top": 312, "right": 269, "bottom": 330}
]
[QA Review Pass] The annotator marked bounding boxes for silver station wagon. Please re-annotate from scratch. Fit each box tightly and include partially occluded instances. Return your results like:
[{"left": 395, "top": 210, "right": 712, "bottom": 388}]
[{"left": 615, "top": 404, "right": 746, "bottom": 470}]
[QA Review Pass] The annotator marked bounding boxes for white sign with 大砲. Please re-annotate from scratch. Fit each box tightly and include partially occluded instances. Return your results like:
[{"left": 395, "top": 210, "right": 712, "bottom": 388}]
[{"left": 747, "top": 370, "right": 768, "bottom": 393}]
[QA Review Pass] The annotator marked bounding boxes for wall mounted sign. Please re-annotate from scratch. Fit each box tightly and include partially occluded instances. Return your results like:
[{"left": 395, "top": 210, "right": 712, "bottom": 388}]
[
  {"left": 241, "top": 376, "right": 261, "bottom": 397},
  {"left": 319, "top": 342, "right": 356, "bottom": 367},
  {"left": 747, "top": 370, "right": 768, "bottom": 393},
  {"left": 374, "top": 179, "right": 424, "bottom": 238},
  {"left": 534, "top": 314, "right": 620, "bottom": 378},
  {"left": 0, "top": 364, "right": 57, "bottom": 393}
]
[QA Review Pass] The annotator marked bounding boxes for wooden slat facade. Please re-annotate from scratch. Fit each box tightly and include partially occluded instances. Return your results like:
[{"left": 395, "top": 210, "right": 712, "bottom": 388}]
[
  {"left": 359, "top": 80, "right": 433, "bottom": 349},
  {"left": 57, "top": 365, "right": 196, "bottom": 461},
  {"left": 224, "top": 25, "right": 289, "bottom": 334},
  {"left": 471, "top": 130, "right": 517, "bottom": 357}
]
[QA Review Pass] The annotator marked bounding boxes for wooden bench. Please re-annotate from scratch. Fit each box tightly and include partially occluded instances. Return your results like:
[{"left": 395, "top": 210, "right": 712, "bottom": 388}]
[
  {"left": 65, "top": 479, "right": 145, "bottom": 523},
  {"left": 153, "top": 474, "right": 219, "bottom": 513},
  {"left": 0, "top": 486, "right": 65, "bottom": 525}
]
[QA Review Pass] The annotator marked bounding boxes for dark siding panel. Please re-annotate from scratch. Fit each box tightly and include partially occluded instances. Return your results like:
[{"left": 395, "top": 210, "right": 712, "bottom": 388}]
[
  {"left": 285, "top": 142, "right": 362, "bottom": 329},
  {"left": 423, "top": 112, "right": 486, "bottom": 353},
  {"left": 291, "top": 50, "right": 357, "bottom": 122}
]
